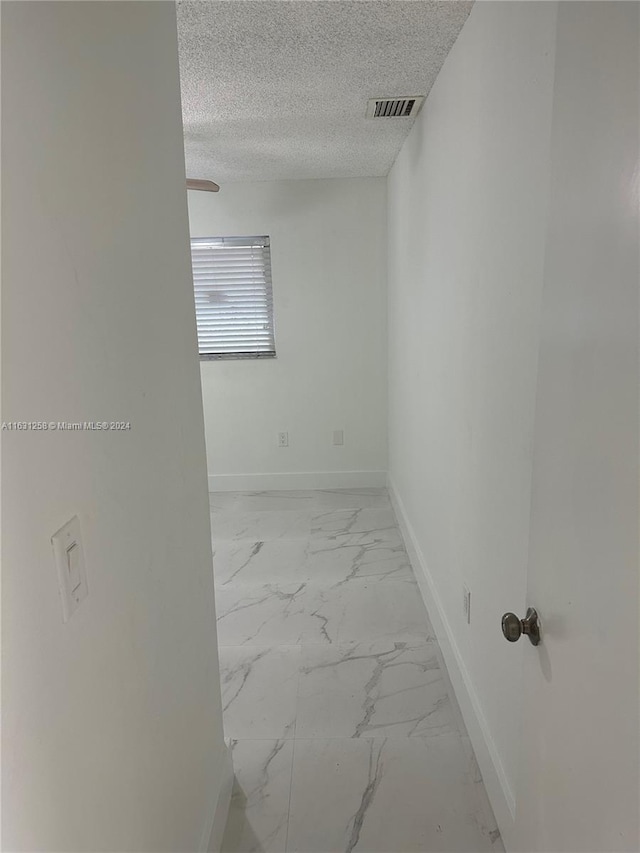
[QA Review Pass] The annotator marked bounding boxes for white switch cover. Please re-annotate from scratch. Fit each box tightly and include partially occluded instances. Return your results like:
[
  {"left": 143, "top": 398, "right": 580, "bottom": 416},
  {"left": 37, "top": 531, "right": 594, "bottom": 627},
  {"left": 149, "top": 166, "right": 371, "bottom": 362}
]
[
  {"left": 52, "top": 515, "right": 88, "bottom": 622},
  {"left": 463, "top": 585, "right": 471, "bottom": 625},
  {"left": 332, "top": 430, "right": 344, "bottom": 446}
]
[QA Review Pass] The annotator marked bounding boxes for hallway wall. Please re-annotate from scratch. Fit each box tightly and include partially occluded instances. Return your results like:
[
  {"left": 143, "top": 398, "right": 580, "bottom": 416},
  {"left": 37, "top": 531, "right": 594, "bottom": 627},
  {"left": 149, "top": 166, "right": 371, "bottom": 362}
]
[
  {"left": 387, "top": 0, "right": 558, "bottom": 835},
  {"left": 188, "top": 178, "right": 388, "bottom": 490},
  {"left": 2, "top": 3, "right": 228, "bottom": 850}
]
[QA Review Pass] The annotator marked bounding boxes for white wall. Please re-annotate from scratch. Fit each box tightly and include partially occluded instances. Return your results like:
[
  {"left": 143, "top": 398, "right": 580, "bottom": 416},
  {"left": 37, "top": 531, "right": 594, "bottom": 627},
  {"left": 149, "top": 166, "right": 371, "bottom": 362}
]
[
  {"left": 2, "top": 3, "right": 229, "bottom": 850},
  {"left": 188, "top": 179, "right": 387, "bottom": 491},
  {"left": 387, "top": 0, "right": 558, "bottom": 834}
]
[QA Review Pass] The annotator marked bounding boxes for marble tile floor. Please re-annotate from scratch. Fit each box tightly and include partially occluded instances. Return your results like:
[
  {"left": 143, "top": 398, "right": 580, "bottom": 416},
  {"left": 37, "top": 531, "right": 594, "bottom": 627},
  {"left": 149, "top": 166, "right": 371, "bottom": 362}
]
[{"left": 213, "top": 488, "right": 502, "bottom": 853}]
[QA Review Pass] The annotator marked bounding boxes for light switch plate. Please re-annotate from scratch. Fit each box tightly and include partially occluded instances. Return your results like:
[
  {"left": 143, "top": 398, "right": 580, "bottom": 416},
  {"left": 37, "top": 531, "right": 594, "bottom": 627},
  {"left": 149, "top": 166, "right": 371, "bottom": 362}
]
[
  {"left": 463, "top": 584, "right": 471, "bottom": 625},
  {"left": 52, "top": 515, "right": 88, "bottom": 622}
]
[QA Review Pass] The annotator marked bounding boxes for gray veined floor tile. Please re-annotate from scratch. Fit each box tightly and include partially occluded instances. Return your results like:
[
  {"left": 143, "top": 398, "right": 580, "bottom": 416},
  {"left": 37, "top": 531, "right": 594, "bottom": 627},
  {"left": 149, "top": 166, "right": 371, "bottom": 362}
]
[
  {"left": 214, "top": 488, "right": 501, "bottom": 853},
  {"left": 219, "top": 646, "right": 301, "bottom": 739},
  {"left": 286, "top": 736, "right": 502, "bottom": 853},
  {"left": 216, "top": 580, "right": 432, "bottom": 646},
  {"left": 221, "top": 739, "right": 294, "bottom": 853},
  {"left": 215, "top": 583, "right": 309, "bottom": 646},
  {"left": 213, "top": 540, "right": 309, "bottom": 586},
  {"left": 312, "top": 489, "right": 391, "bottom": 510},
  {"left": 305, "top": 534, "right": 414, "bottom": 583},
  {"left": 218, "top": 491, "right": 321, "bottom": 513},
  {"left": 210, "top": 489, "right": 392, "bottom": 515},
  {"left": 211, "top": 511, "right": 312, "bottom": 542},
  {"left": 212, "top": 531, "right": 414, "bottom": 586},
  {"left": 306, "top": 508, "right": 414, "bottom": 583},
  {"left": 209, "top": 492, "right": 246, "bottom": 513},
  {"left": 216, "top": 583, "right": 327, "bottom": 646},
  {"left": 309, "top": 508, "right": 398, "bottom": 538},
  {"left": 303, "top": 579, "right": 434, "bottom": 645},
  {"left": 296, "top": 639, "right": 458, "bottom": 738}
]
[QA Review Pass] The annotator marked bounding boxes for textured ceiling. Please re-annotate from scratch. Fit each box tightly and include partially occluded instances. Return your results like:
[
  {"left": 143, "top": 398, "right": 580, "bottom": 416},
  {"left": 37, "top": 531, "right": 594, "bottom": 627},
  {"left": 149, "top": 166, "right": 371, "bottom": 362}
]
[{"left": 177, "top": 1, "right": 473, "bottom": 183}]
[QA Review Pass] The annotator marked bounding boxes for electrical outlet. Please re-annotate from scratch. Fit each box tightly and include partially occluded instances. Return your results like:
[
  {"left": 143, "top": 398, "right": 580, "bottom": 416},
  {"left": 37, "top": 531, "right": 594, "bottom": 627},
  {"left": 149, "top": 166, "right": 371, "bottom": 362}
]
[
  {"left": 278, "top": 431, "right": 289, "bottom": 448},
  {"left": 463, "top": 585, "right": 471, "bottom": 624},
  {"left": 332, "top": 429, "right": 344, "bottom": 446}
]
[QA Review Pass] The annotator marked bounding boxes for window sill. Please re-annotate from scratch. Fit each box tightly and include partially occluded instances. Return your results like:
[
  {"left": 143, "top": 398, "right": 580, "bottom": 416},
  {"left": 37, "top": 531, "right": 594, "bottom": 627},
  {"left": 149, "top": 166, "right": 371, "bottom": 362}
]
[{"left": 199, "top": 352, "right": 277, "bottom": 361}]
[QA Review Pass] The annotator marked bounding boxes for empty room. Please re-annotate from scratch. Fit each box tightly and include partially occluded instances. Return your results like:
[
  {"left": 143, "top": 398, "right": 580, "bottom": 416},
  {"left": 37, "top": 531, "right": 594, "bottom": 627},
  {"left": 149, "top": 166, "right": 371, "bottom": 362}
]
[{"left": 3, "top": 2, "right": 639, "bottom": 853}]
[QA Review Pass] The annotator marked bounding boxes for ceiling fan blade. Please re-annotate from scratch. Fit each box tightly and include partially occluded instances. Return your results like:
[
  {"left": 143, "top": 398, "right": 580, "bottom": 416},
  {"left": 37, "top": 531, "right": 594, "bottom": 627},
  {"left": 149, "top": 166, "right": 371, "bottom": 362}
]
[{"left": 186, "top": 179, "right": 220, "bottom": 192}]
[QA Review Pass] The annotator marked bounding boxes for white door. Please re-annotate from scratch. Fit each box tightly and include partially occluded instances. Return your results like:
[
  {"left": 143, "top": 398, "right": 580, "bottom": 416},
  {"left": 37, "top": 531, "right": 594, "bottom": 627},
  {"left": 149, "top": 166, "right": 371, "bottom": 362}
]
[{"left": 511, "top": 4, "right": 639, "bottom": 851}]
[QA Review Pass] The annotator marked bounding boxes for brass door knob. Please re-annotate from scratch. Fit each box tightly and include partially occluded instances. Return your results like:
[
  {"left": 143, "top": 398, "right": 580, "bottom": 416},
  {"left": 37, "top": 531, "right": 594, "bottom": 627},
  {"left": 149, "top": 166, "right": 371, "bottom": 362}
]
[{"left": 501, "top": 607, "right": 540, "bottom": 646}]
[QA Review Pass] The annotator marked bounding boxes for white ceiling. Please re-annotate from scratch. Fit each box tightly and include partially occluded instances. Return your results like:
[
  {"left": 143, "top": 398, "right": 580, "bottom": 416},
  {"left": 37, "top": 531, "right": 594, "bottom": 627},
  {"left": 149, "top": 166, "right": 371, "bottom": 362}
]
[{"left": 177, "top": 1, "right": 473, "bottom": 184}]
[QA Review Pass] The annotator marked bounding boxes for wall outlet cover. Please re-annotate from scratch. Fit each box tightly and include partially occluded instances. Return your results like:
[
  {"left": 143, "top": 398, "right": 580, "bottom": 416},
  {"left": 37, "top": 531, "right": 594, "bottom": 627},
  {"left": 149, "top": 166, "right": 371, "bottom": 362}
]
[
  {"left": 333, "top": 429, "right": 344, "bottom": 446},
  {"left": 278, "top": 431, "right": 289, "bottom": 447}
]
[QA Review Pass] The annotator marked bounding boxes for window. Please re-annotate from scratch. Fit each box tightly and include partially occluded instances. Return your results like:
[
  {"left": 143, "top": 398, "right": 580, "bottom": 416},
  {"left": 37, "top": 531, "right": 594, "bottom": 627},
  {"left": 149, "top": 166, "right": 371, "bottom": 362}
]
[{"left": 190, "top": 235, "right": 276, "bottom": 360}]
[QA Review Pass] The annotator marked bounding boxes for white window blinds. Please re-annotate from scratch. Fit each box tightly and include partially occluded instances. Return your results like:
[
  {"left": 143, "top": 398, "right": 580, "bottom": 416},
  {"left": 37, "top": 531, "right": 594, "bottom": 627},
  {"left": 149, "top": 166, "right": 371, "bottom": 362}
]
[{"left": 190, "top": 235, "right": 276, "bottom": 359}]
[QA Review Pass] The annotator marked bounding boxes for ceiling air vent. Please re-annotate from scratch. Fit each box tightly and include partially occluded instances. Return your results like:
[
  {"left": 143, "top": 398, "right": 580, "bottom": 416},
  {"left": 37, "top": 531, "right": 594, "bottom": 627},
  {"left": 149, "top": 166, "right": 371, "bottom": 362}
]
[{"left": 366, "top": 96, "right": 425, "bottom": 119}]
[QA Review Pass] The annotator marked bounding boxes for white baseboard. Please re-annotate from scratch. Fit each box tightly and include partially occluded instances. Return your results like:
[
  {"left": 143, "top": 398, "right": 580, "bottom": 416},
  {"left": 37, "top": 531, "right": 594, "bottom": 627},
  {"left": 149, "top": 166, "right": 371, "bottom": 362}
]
[
  {"left": 200, "top": 744, "right": 234, "bottom": 853},
  {"left": 388, "top": 477, "right": 516, "bottom": 848},
  {"left": 208, "top": 470, "right": 387, "bottom": 492}
]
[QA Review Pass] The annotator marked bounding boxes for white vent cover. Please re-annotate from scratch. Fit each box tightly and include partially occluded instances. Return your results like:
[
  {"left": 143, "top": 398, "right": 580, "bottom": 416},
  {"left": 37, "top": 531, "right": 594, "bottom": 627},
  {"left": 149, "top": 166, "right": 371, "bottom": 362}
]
[{"left": 366, "top": 96, "right": 425, "bottom": 119}]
